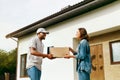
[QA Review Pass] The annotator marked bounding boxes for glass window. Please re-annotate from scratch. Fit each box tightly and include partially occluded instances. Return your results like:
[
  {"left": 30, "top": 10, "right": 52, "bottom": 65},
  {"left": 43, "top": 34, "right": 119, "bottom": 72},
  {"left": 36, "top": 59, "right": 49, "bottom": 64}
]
[
  {"left": 20, "top": 54, "right": 28, "bottom": 77},
  {"left": 109, "top": 40, "right": 120, "bottom": 64}
]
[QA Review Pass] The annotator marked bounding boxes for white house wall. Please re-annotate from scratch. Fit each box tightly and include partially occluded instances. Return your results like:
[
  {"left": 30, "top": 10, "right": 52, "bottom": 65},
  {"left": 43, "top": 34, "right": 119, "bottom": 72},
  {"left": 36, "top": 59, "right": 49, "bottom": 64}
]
[{"left": 17, "top": 1, "right": 120, "bottom": 80}]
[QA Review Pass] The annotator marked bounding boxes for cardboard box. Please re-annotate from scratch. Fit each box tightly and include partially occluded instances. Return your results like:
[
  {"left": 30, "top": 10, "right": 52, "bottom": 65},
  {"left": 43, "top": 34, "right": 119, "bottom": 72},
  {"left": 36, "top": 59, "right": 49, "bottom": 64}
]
[{"left": 48, "top": 47, "right": 69, "bottom": 58}]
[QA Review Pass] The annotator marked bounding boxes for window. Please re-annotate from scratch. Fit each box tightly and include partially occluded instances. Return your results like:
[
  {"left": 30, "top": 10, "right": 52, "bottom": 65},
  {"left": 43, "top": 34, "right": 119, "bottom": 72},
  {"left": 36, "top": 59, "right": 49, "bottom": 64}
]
[
  {"left": 20, "top": 54, "right": 28, "bottom": 77},
  {"left": 109, "top": 40, "right": 120, "bottom": 64}
]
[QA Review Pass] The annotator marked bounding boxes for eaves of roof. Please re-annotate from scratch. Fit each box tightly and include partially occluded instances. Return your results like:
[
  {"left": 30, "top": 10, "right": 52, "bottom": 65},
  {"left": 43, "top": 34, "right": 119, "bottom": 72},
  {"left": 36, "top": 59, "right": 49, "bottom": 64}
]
[
  {"left": 89, "top": 25, "right": 120, "bottom": 37},
  {"left": 6, "top": 0, "right": 116, "bottom": 38}
]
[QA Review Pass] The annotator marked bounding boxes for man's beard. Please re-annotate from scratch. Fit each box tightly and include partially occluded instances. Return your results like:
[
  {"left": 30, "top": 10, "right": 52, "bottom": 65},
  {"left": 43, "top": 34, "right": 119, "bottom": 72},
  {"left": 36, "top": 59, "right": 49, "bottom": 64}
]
[{"left": 42, "top": 37, "right": 45, "bottom": 40}]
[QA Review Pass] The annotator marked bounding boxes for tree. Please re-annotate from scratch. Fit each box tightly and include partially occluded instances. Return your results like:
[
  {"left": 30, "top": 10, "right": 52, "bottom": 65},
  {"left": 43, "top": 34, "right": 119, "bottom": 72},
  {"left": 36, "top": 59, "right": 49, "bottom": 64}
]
[
  {"left": 0, "top": 48, "right": 17, "bottom": 75},
  {"left": 0, "top": 49, "right": 8, "bottom": 75},
  {"left": 7, "top": 49, "right": 17, "bottom": 73}
]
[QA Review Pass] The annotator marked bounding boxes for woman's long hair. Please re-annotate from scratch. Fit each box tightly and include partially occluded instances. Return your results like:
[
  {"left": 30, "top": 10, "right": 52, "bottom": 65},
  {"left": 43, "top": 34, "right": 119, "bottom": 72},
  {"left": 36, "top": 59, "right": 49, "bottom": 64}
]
[{"left": 78, "top": 28, "right": 89, "bottom": 41}]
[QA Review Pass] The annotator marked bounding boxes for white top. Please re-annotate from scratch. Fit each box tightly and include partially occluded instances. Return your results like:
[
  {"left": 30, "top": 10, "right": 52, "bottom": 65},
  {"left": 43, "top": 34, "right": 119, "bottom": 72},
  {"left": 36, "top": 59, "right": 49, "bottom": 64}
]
[{"left": 26, "top": 36, "right": 44, "bottom": 70}]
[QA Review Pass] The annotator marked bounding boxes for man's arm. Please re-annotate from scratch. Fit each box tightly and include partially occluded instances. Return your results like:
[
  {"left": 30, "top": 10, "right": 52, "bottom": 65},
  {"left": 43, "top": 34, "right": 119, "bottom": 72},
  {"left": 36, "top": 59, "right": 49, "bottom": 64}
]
[{"left": 30, "top": 47, "right": 53, "bottom": 59}]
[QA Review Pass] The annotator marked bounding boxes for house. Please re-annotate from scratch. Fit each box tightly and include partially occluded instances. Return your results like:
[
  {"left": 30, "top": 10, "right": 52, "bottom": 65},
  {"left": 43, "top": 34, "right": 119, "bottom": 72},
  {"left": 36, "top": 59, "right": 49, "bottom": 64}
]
[{"left": 6, "top": 0, "right": 120, "bottom": 80}]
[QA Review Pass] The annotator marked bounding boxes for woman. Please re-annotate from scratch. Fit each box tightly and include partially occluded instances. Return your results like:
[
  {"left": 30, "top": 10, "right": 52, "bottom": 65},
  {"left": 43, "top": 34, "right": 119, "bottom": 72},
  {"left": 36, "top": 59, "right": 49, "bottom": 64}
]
[{"left": 65, "top": 28, "right": 91, "bottom": 80}]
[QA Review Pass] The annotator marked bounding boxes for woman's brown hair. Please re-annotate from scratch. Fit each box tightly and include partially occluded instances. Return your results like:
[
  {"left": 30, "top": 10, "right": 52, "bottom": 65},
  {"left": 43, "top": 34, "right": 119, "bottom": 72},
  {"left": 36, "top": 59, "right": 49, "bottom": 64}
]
[{"left": 78, "top": 28, "right": 89, "bottom": 41}]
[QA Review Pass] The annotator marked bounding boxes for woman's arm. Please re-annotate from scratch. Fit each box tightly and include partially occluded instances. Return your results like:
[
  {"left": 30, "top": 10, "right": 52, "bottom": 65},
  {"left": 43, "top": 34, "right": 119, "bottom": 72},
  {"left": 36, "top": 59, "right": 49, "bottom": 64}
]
[{"left": 69, "top": 47, "right": 77, "bottom": 55}]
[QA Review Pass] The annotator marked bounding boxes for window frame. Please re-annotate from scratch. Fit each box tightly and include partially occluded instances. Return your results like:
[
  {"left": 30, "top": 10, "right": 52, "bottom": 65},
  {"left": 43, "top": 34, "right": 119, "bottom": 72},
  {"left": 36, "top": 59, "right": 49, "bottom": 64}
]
[
  {"left": 109, "top": 40, "right": 120, "bottom": 64},
  {"left": 20, "top": 54, "right": 28, "bottom": 77}
]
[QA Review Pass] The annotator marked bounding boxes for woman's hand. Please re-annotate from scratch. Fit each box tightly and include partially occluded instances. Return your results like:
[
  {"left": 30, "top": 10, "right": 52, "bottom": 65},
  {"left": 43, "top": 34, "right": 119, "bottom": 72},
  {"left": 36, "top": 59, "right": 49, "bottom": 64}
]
[
  {"left": 64, "top": 53, "right": 71, "bottom": 59},
  {"left": 69, "top": 47, "right": 73, "bottom": 51},
  {"left": 69, "top": 47, "right": 77, "bottom": 55},
  {"left": 64, "top": 53, "right": 76, "bottom": 59}
]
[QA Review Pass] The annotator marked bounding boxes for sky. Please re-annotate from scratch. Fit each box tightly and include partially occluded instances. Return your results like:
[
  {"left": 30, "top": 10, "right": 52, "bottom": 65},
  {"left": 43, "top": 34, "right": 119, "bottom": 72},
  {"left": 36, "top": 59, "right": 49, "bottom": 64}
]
[{"left": 0, "top": 0, "right": 84, "bottom": 51}]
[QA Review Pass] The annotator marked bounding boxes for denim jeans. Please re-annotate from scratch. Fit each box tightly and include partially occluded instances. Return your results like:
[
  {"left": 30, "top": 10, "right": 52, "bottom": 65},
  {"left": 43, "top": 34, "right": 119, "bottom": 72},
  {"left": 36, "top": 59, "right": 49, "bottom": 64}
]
[
  {"left": 27, "top": 66, "right": 41, "bottom": 80},
  {"left": 78, "top": 70, "right": 90, "bottom": 80}
]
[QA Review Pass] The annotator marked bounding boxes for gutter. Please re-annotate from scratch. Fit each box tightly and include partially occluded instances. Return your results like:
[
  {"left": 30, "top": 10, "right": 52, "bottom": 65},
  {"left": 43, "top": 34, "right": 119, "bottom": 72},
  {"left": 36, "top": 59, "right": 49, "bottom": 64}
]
[
  {"left": 10, "top": 37, "right": 18, "bottom": 42},
  {"left": 6, "top": 0, "right": 116, "bottom": 38}
]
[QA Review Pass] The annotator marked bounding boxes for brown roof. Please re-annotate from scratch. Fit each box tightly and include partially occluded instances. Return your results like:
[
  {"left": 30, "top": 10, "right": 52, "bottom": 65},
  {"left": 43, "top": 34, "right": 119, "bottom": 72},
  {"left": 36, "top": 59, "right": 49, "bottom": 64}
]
[{"left": 6, "top": 0, "right": 116, "bottom": 38}]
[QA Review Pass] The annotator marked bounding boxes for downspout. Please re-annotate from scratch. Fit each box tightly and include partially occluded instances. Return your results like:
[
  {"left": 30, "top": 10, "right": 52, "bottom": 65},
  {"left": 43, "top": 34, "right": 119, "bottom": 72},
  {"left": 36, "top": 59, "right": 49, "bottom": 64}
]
[{"left": 10, "top": 37, "right": 18, "bottom": 80}]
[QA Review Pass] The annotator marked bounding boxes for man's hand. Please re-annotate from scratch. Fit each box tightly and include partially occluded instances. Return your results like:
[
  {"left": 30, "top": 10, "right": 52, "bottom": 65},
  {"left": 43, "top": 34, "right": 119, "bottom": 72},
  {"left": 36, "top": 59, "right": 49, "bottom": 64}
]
[{"left": 47, "top": 54, "right": 53, "bottom": 59}]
